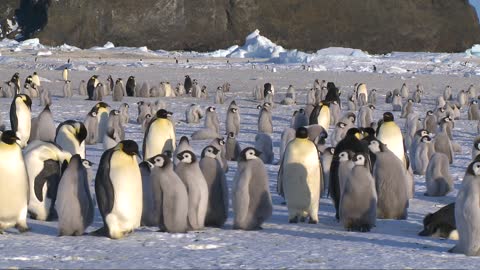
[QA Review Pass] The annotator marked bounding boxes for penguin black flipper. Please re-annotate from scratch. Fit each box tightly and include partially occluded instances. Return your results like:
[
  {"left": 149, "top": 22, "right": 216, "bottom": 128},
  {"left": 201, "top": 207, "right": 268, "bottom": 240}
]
[
  {"left": 33, "top": 159, "right": 61, "bottom": 203},
  {"left": 95, "top": 149, "right": 115, "bottom": 224},
  {"left": 142, "top": 119, "right": 154, "bottom": 159},
  {"left": 9, "top": 97, "right": 18, "bottom": 132},
  {"left": 309, "top": 105, "right": 321, "bottom": 125}
]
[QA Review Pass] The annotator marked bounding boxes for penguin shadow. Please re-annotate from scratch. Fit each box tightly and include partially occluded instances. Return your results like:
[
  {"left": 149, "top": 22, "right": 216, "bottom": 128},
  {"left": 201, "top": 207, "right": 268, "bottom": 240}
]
[{"left": 27, "top": 220, "right": 58, "bottom": 236}]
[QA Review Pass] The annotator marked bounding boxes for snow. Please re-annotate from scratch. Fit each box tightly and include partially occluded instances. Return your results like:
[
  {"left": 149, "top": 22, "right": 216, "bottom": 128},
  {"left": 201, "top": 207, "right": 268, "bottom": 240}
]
[
  {"left": 227, "top": 29, "right": 286, "bottom": 58},
  {"left": 36, "top": 51, "right": 52, "bottom": 56}
]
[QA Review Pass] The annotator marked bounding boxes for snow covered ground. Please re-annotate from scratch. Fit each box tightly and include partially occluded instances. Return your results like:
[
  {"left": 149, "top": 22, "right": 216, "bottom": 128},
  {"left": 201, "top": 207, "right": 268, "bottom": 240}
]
[{"left": 0, "top": 32, "right": 480, "bottom": 268}]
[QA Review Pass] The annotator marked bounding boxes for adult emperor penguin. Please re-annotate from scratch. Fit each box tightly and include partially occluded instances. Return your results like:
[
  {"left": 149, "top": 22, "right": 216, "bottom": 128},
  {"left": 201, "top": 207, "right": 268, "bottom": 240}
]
[
  {"left": 199, "top": 145, "right": 228, "bottom": 227},
  {"left": 143, "top": 109, "right": 176, "bottom": 160},
  {"left": 232, "top": 147, "right": 273, "bottom": 230},
  {"left": 226, "top": 100, "right": 241, "bottom": 135},
  {"left": 184, "top": 75, "right": 193, "bottom": 95},
  {"left": 87, "top": 75, "right": 99, "bottom": 100},
  {"left": 278, "top": 127, "right": 321, "bottom": 223},
  {"left": 0, "top": 131, "right": 29, "bottom": 233},
  {"left": 340, "top": 152, "right": 377, "bottom": 232},
  {"left": 450, "top": 156, "right": 480, "bottom": 256},
  {"left": 356, "top": 83, "right": 368, "bottom": 103},
  {"left": 10, "top": 94, "right": 32, "bottom": 148},
  {"left": 368, "top": 139, "right": 409, "bottom": 219},
  {"left": 376, "top": 112, "right": 406, "bottom": 167},
  {"left": 62, "top": 67, "right": 68, "bottom": 81},
  {"left": 126, "top": 76, "right": 136, "bottom": 97},
  {"left": 56, "top": 154, "right": 94, "bottom": 236},
  {"left": 175, "top": 150, "right": 209, "bottom": 231},
  {"left": 309, "top": 102, "right": 331, "bottom": 131},
  {"left": 94, "top": 140, "right": 142, "bottom": 239},
  {"left": 55, "top": 120, "right": 87, "bottom": 159},
  {"left": 148, "top": 154, "right": 188, "bottom": 233}
]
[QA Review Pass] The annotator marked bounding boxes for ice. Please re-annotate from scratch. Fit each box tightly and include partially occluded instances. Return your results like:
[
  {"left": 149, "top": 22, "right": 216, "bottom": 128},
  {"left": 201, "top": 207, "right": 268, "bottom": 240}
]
[{"left": 227, "top": 29, "right": 286, "bottom": 58}]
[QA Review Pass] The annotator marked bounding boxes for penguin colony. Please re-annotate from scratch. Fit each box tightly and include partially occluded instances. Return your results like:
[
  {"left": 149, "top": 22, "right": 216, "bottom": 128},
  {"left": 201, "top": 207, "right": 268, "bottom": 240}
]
[{"left": 0, "top": 69, "right": 479, "bottom": 257}]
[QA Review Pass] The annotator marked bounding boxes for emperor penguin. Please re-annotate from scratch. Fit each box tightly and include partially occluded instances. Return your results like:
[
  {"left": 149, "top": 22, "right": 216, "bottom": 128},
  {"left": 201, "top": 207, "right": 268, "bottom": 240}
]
[
  {"left": 404, "top": 112, "right": 420, "bottom": 149},
  {"left": 424, "top": 110, "right": 437, "bottom": 134},
  {"left": 10, "top": 72, "right": 20, "bottom": 94},
  {"left": 385, "top": 91, "right": 393, "bottom": 104},
  {"left": 286, "top": 84, "right": 296, "bottom": 100},
  {"left": 78, "top": 80, "right": 87, "bottom": 96},
  {"left": 138, "top": 82, "right": 150, "bottom": 98},
  {"left": 409, "top": 129, "right": 431, "bottom": 172},
  {"left": 232, "top": 147, "right": 273, "bottom": 230},
  {"left": 173, "top": 136, "right": 194, "bottom": 166},
  {"left": 175, "top": 150, "right": 209, "bottom": 231},
  {"left": 291, "top": 108, "right": 309, "bottom": 129},
  {"left": 55, "top": 120, "right": 87, "bottom": 159},
  {"left": 320, "top": 147, "right": 335, "bottom": 197},
  {"left": 457, "top": 90, "right": 467, "bottom": 108},
  {"left": 400, "top": 98, "right": 414, "bottom": 118},
  {"left": 468, "top": 100, "right": 480, "bottom": 121},
  {"left": 84, "top": 110, "right": 98, "bottom": 145},
  {"left": 331, "top": 121, "right": 351, "bottom": 146},
  {"left": 94, "top": 140, "right": 142, "bottom": 239},
  {"left": 56, "top": 154, "right": 94, "bottom": 236},
  {"left": 368, "top": 140, "right": 409, "bottom": 219},
  {"left": 337, "top": 150, "right": 355, "bottom": 201},
  {"left": 450, "top": 156, "right": 480, "bottom": 255},
  {"left": 309, "top": 103, "right": 331, "bottom": 131},
  {"left": 199, "top": 145, "right": 228, "bottom": 227},
  {"left": 376, "top": 112, "right": 406, "bottom": 167},
  {"left": 209, "top": 137, "right": 229, "bottom": 173},
  {"left": 0, "top": 131, "right": 29, "bottom": 233},
  {"left": 254, "top": 132, "right": 274, "bottom": 164},
  {"left": 62, "top": 67, "right": 68, "bottom": 81},
  {"left": 444, "top": 85, "right": 453, "bottom": 101},
  {"left": 149, "top": 154, "right": 188, "bottom": 233},
  {"left": 31, "top": 72, "right": 40, "bottom": 87},
  {"left": 184, "top": 75, "right": 193, "bottom": 95},
  {"left": 214, "top": 86, "right": 225, "bottom": 104},
  {"left": 340, "top": 152, "right": 377, "bottom": 232},
  {"left": 329, "top": 100, "right": 341, "bottom": 125},
  {"left": 425, "top": 153, "right": 453, "bottom": 197},
  {"left": 468, "top": 84, "right": 476, "bottom": 99},
  {"left": 143, "top": 109, "right": 176, "bottom": 160},
  {"left": 368, "top": 89, "right": 377, "bottom": 105},
  {"left": 137, "top": 101, "right": 152, "bottom": 124},
  {"left": 10, "top": 94, "right": 32, "bottom": 148},
  {"left": 279, "top": 127, "right": 321, "bottom": 223},
  {"left": 414, "top": 135, "right": 433, "bottom": 175},
  {"left": 126, "top": 76, "right": 136, "bottom": 97},
  {"left": 106, "top": 75, "right": 114, "bottom": 93},
  {"left": 226, "top": 132, "right": 241, "bottom": 161},
  {"left": 392, "top": 93, "right": 402, "bottom": 111},
  {"left": 23, "top": 141, "right": 72, "bottom": 221},
  {"left": 400, "top": 83, "right": 409, "bottom": 98},
  {"left": 92, "top": 102, "right": 110, "bottom": 143},
  {"left": 226, "top": 100, "right": 241, "bottom": 135},
  {"left": 63, "top": 80, "right": 73, "bottom": 98},
  {"left": 325, "top": 82, "right": 341, "bottom": 106},
  {"left": 107, "top": 110, "right": 125, "bottom": 141},
  {"left": 418, "top": 203, "right": 457, "bottom": 239},
  {"left": 472, "top": 136, "right": 480, "bottom": 160},
  {"left": 358, "top": 105, "right": 374, "bottom": 128},
  {"left": 434, "top": 117, "right": 454, "bottom": 164},
  {"left": 39, "top": 87, "right": 51, "bottom": 106},
  {"left": 186, "top": 104, "right": 203, "bottom": 124},
  {"left": 87, "top": 75, "right": 99, "bottom": 100},
  {"left": 263, "top": 82, "right": 274, "bottom": 98},
  {"left": 356, "top": 83, "right": 368, "bottom": 105},
  {"left": 258, "top": 102, "right": 273, "bottom": 134},
  {"left": 30, "top": 105, "right": 56, "bottom": 143},
  {"left": 306, "top": 88, "right": 316, "bottom": 105},
  {"left": 112, "top": 79, "right": 124, "bottom": 102},
  {"left": 103, "top": 127, "right": 120, "bottom": 151},
  {"left": 204, "top": 106, "right": 220, "bottom": 135},
  {"left": 119, "top": 103, "right": 130, "bottom": 125},
  {"left": 254, "top": 85, "right": 264, "bottom": 101},
  {"left": 139, "top": 160, "right": 159, "bottom": 227}
]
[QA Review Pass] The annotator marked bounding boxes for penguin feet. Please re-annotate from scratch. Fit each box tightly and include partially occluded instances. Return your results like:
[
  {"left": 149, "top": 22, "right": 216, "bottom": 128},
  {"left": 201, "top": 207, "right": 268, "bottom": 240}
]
[
  {"left": 358, "top": 225, "right": 371, "bottom": 233},
  {"left": 89, "top": 226, "right": 108, "bottom": 237},
  {"left": 288, "top": 216, "right": 299, "bottom": 223},
  {"left": 15, "top": 224, "right": 29, "bottom": 233},
  {"left": 308, "top": 218, "right": 318, "bottom": 224},
  {"left": 299, "top": 216, "right": 306, "bottom": 223}
]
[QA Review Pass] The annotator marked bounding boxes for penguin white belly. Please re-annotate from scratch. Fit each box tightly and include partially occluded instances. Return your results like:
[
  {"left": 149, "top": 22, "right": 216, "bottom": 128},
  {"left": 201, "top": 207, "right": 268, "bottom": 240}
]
[
  {"left": 378, "top": 123, "right": 405, "bottom": 164},
  {"left": 56, "top": 131, "right": 81, "bottom": 157},
  {"left": 0, "top": 146, "right": 28, "bottom": 228},
  {"left": 62, "top": 70, "right": 68, "bottom": 81},
  {"left": 16, "top": 101, "right": 31, "bottom": 148},
  {"left": 317, "top": 107, "right": 330, "bottom": 130},
  {"left": 145, "top": 119, "right": 175, "bottom": 160},
  {"left": 358, "top": 85, "right": 368, "bottom": 102},
  {"left": 105, "top": 152, "right": 142, "bottom": 238},
  {"left": 97, "top": 109, "right": 109, "bottom": 143}
]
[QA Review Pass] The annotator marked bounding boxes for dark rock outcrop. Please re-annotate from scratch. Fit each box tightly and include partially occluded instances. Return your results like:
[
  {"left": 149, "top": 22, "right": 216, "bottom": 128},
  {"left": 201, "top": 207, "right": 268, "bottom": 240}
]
[{"left": 1, "top": 0, "right": 480, "bottom": 54}]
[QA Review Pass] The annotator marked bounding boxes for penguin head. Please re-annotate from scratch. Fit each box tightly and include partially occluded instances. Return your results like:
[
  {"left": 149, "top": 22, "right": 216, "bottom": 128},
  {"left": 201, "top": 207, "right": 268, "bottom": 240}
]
[
  {"left": 122, "top": 103, "right": 129, "bottom": 109},
  {"left": 467, "top": 159, "right": 480, "bottom": 176},
  {"left": 295, "top": 127, "right": 309, "bottom": 139},
  {"left": 179, "top": 136, "right": 190, "bottom": 145},
  {"left": 346, "top": 128, "right": 362, "bottom": 140},
  {"left": 156, "top": 109, "right": 169, "bottom": 119},
  {"left": 240, "top": 147, "right": 261, "bottom": 161},
  {"left": 16, "top": 94, "right": 32, "bottom": 109},
  {"left": 73, "top": 122, "right": 87, "bottom": 144},
  {"left": 202, "top": 145, "right": 219, "bottom": 159},
  {"left": 361, "top": 127, "right": 376, "bottom": 138},
  {"left": 129, "top": 76, "right": 134, "bottom": 80},
  {"left": 351, "top": 153, "right": 367, "bottom": 166},
  {"left": 371, "top": 89, "right": 377, "bottom": 93},
  {"left": 95, "top": 102, "right": 110, "bottom": 110},
  {"left": 438, "top": 107, "right": 446, "bottom": 113},
  {"left": 346, "top": 112, "right": 356, "bottom": 123},
  {"left": 207, "top": 106, "right": 216, "bottom": 112},
  {"left": 89, "top": 110, "right": 97, "bottom": 117},
  {"left": 216, "top": 137, "right": 225, "bottom": 146},
  {"left": 298, "top": 108, "right": 305, "bottom": 115},
  {"left": 228, "top": 132, "right": 235, "bottom": 139},
  {"left": 325, "top": 147, "right": 335, "bottom": 156},
  {"left": 217, "top": 86, "right": 223, "bottom": 91},
  {"left": 368, "top": 139, "right": 385, "bottom": 153},
  {"left": 117, "top": 140, "right": 140, "bottom": 157},
  {"left": 230, "top": 107, "right": 238, "bottom": 113},
  {"left": 110, "top": 110, "right": 120, "bottom": 116},
  {"left": 471, "top": 100, "right": 478, "bottom": 105},
  {"left": 0, "top": 130, "right": 20, "bottom": 145},
  {"left": 147, "top": 154, "right": 169, "bottom": 168},
  {"left": 177, "top": 150, "right": 196, "bottom": 164},
  {"left": 386, "top": 91, "right": 392, "bottom": 97},
  {"left": 416, "top": 129, "right": 429, "bottom": 138},
  {"left": 338, "top": 151, "right": 352, "bottom": 162},
  {"left": 82, "top": 159, "right": 94, "bottom": 168},
  {"left": 426, "top": 110, "right": 433, "bottom": 116},
  {"left": 145, "top": 114, "right": 152, "bottom": 121},
  {"left": 383, "top": 112, "right": 394, "bottom": 122},
  {"left": 420, "top": 136, "right": 431, "bottom": 143},
  {"left": 368, "top": 104, "right": 376, "bottom": 110}
]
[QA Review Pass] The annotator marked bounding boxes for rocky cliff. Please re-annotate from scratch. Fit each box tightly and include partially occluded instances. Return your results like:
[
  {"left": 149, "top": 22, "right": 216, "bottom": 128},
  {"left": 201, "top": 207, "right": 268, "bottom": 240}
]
[{"left": 1, "top": 0, "right": 480, "bottom": 54}]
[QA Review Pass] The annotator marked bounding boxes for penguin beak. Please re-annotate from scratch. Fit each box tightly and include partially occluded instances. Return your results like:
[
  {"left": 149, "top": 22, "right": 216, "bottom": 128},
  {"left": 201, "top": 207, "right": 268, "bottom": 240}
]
[{"left": 354, "top": 132, "right": 362, "bottom": 140}]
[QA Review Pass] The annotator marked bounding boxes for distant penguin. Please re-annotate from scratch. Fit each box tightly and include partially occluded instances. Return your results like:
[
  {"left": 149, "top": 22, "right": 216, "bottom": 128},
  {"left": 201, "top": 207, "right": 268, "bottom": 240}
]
[
  {"left": 62, "top": 67, "right": 68, "bottom": 81},
  {"left": 93, "top": 102, "right": 110, "bottom": 143},
  {"left": 356, "top": 83, "right": 368, "bottom": 105},
  {"left": 78, "top": 80, "right": 87, "bottom": 96},
  {"left": 146, "top": 154, "right": 188, "bottom": 233},
  {"left": 434, "top": 117, "right": 454, "bottom": 164},
  {"left": 254, "top": 132, "right": 274, "bottom": 164},
  {"left": 457, "top": 90, "right": 467, "bottom": 108},
  {"left": 263, "top": 83, "right": 274, "bottom": 98},
  {"left": 0, "top": 131, "right": 29, "bottom": 233},
  {"left": 425, "top": 153, "right": 453, "bottom": 197},
  {"left": 377, "top": 112, "right": 406, "bottom": 167},
  {"left": 39, "top": 87, "right": 51, "bottom": 106},
  {"left": 291, "top": 109, "right": 309, "bottom": 129},
  {"left": 404, "top": 112, "right": 420, "bottom": 150},
  {"left": 258, "top": 103, "right": 273, "bottom": 134},
  {"left": 450, "top": 157, "right": 480, "bottom": 255},
  {"left": 358, "top": 105, "right": 374, "bottom": 128},
  {"left": 30, "top": 105, "right": 56, "bottom": 143},
  {"left": 126, "top": 76, "right": 136, "bottom": 97},
  {"left": 107, "top": 110, "right": 124, "bottom": 141},
  {"left": 472, "top": 136, "right": 480, "bottom": 160},
  {"left": 320, "top": 147, "right": 335, "bottom": 197},
  {"left": 184, "top": 75, "right": 193, "bottom": 95},
  {"left": 191, "top": 81, "right": 201, "bottom": 98},
  {"left": 414, "top": 135, "right": 433, "bottom": 175},
  {"left": 226, "top": 132, "right": 241, "bottom": 161},
  {"left": 106, "top": 75, "right": 114, "bottom": 93},
  {"left": 368, "top": 140, "right": 409, "bottom": 219},
  {"left": 392, "top": 93, "right": 402, "bottom": 111},
  {"left": 368, "top": 89, "right": 377, "bottom": 105},
  {"left": 186, "top": 104, "right": 203, "bottom": 124},
  {"left": 138, "top": 82, "right": 150, "bottom": 98},
  {"left": 400, "top": 98, "right": 414, "bottom": 118},
  {"left": 87, "top": 75, "right": 98, "bottom": 100},
  {"left": 137, "top": 101, "right": 152, "bottom": 124},
  {"left": 119, "top": 103, "right": 129, "bottom": 125},
  {"left": 325, "top": 82, "right": 341, "bottom": 106},
  {"left": 214, "top": 86, "right": 225, "bottom": 104},
  {"left": 329, "top": 100, "right": 341, "bottom": 125},
  {"left": 204, "top": 106, "right": 220, "bottom": 135},
  {"left": 94, "top": 140, "right": 142, "bottom": 239},
  {"left": 468, "top": 84, "right": 476, "bottom": 99},
  {"left": 226, "top": 101, "right": 241, "bottom": 135},
  {"left": 400, "top": 83, "right": 409, "bottom": 98},
  {"left": 84, "top": 110, "right": 98, "bottom": 145},
  {"left": 232, "top": 147, "right": 273, "bottom": 230},
  {"left": 175, "top": 150, "right": 209, "bottom": 231},
  {"left": 424, "top": 110, "right": 437, "bottom": 134},
  {"left": 176, "top": 83, "right": 186, "bottom": 96},
  {"left": 63, "top": 80, "right": 73, "bottom": 98},
  {"left": 468, "top": 100, "right": 480, "bottom": 121},
  {"left": 264, "top": 89, "right": 274, "bottom": 106},
  {"left": 278, "top": 127, "right": 321, "bottom": 223},
  {"left": 306, "top": 88, "right": 316, "bottom": 105},
  {"left": 55, "top": 120, "right": 87, "bottom": 159},
  {"left": 444, "top": 85, "right": 452, "bottom": 101},
  {"left": 10, "top": 94, "right": 32, "bottom": 148},
  {"left": 385, "top": 91, "right": 393, "bottom": 104},
  {"left": 199, "top": 145, "right": 228, "bottom": 227},
  {"left": 143, "top": 109, "right": 176, "bottom": 160},
  {"left": 56, "top": 154, "right": 94, "bottom": 236},
  {"left": 340, "top": 152, "right": 377, "bottom": 232},
  {"left": 112, "top": 79, "right": 124, "bottom": 102},
  {"left": 103, "top": 127, "right": 120, "bottom": 151}
]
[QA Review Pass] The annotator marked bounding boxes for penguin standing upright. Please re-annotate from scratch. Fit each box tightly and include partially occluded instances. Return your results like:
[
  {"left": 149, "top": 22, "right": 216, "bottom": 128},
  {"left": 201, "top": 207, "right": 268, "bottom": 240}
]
[
  {"left": 87, "top": 75, "right": 99, "bottom": 100},
  {"left": 226, "top": 132, "right": 241, "bottom": 161},
  {"left": 199, "top": 145, "right": 228, "bottom": 227},
  {"left": 56, "top": 154, "right": 94, "bottom": 236},
  {"left": 0, "top": 131, "right": 29, "bottom": 233},
  {"left": 94, "top": 102, "right": 110, "bottom": 143},
  {"left": 232, "top": 147, "right": 273, "bottom": 230},
  {"left": 143, "top": 109, "right": 176, "bottom": 160},
  {"left": 377, "top": 112, "right": 406, "bottom": 167},
  {"left": 278, "top": 127, "right": 321, "bottom": 223},
  {"left": 10, "top": 94, "right": 32, "bottom": 148},
  {"left": 126, "top": 76, "right": 136, "bottom": 97},
  {"left": 226, "top": 101, "right": 241, "bottom": 135},
  {"left": 184, "top": 75, "right": 193, "bottom": 95},
  {"left": 112, "top": 79, "right": 124, "bottom": 102},
  {"left": 62, "top": 67, "right": 68, "bottom": 81},
  {"left": 94, "top": 140, "right": 142, "bottom": 239},
  {"left": 30, "top": 105, "right": 56, "bottom": 143},
  {"left": 84, "top": 110, "right": 98, "bottom": 145}
]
